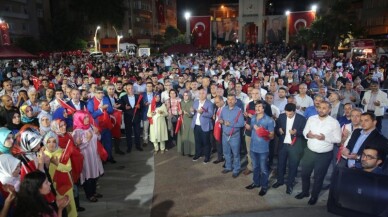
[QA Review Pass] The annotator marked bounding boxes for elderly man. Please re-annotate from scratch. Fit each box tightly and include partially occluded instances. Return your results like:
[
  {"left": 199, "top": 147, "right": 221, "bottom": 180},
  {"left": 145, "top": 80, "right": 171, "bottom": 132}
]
[
  {"left": 24, "top": 88, "right": 41, "bottom": 115},
  {"left": 339, "top": 80, "right": 360, "bottom": 105},
  {"left": 361, "top": 81, "right": 388, "bottom": 132},
  {"left": 191, "top": 89, "right": 214, "bottom": 164},
  {"left": 219, "top": 94, "right": 245, "bottom": 178},
  {"left": 295, "top": 83, "right": 313, "bottom": 112}
]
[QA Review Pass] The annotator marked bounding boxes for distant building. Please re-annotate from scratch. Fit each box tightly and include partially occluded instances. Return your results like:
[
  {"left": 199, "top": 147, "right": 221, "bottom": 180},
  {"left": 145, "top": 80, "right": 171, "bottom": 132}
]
[{"left": 0, "top": 0, "right": 50, "bottom": 41}]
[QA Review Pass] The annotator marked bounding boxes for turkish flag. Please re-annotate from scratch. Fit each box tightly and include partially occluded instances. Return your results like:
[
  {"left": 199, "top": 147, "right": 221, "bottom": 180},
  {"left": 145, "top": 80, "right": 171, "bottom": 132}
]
[
  {"left": 288, "top": 11, "right": 316, "bottom": 37},
  {"left": 0, "top": 22, "right": 11, "bottom": 46},
  {"left": 156, "top": 0, "right": 165, "bottom": 24},
  {"left": 190, "top": 16, "right": 211, "bottom": 49}
]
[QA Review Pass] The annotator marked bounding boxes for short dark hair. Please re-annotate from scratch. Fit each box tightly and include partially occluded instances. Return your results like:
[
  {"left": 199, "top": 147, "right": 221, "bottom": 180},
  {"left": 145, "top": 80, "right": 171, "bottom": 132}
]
[
  {"left": 285, "top": 103, "right": 296, "bottom": 112},
  {"left": 255, "top": 100, "right": 266, "bottom": 109},
  {"left": 361, "top": 112, "right": 376, "bottom": 121},
  {"left": 364, "top": 145, "right": 386, "bottom": 165},
  {"left": 95, "top": 86, "right": 104, "bottom": 92}
]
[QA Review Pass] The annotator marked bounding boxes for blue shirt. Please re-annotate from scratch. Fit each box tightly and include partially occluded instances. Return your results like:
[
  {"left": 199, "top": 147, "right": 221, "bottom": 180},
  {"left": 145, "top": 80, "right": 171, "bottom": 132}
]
[
  {"left": 220, "top": 106, "right": 244, "bottom": 135},
  {"left": 250, "top": 114, "right": 274, "bottom": 153},
  {"left": 348, "top": 130, "right": 372, "bottom": 168},
  {"left": 304, "top": 106, "right": 318, "bottom": 119}
]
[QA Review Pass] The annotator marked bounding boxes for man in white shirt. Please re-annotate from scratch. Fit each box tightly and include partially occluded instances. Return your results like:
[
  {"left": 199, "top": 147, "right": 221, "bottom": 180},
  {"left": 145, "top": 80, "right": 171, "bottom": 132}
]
[
  {"left": 163, "top": 53, "right": 172, "bottom": 72},
  {"left": 50, "top": 89, "right": 65, "bottom": 113},
  {"left": 274, "top": 87, "right": 288, "bottom": 113},
  {"left": 295, "top": 83, "right": 313, "bottom": 112},
  {"left": 296, "top": 101, "right": 341, "bottom": 205},
  {"left": 161, "top": 81, "right": 172, "bottom": 103}
]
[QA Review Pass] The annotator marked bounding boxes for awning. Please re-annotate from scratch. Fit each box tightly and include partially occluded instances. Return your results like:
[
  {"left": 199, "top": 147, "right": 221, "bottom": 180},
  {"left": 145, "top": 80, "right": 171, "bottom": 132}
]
[{"left": 0, "top": 45, "right": 37, "bottom": 59}]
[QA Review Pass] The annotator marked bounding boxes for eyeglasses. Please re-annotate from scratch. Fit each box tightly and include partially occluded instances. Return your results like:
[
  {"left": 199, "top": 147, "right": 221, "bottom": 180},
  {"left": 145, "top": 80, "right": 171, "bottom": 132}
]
[{"left": 361, "top": 152, "right": 378, "bottom": 160}]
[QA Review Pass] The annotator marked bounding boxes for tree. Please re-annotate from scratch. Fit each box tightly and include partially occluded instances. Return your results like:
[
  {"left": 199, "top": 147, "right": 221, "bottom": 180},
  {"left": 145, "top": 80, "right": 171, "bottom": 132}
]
[
  {"left": 164, "top": 26, "right": 180, "bottom": 41},
  {"left": 293, "top": 0, "right": 366, "bottom": 55}
]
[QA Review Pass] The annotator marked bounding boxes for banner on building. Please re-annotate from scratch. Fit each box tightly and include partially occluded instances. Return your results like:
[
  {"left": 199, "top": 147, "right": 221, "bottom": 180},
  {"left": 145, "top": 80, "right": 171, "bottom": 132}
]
[
  {"left": 266, "top": 15, "right": 286, "bottom": 44},
  {"left": 156, "top": 0, "right": 165, "bottom": 24},
  {"left": 212, "top": 18, "right": 238, "bottom": 45},
  {"left": 190, "top": 16, "right": 211, "bottom": 49},
  {"left": 0, "top": 22, "right": 11, "bottom": 46},
  {"left": 288, "top": 11, "right": 316, "bottom": 37}
]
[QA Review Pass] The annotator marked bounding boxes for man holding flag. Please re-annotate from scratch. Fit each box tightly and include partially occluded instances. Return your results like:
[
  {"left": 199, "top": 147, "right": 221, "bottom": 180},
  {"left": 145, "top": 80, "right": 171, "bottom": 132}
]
[
  {"left": 141, "top": 82, "right": 155, "bottom": 147},
  {"left": 219, "top": 94, "right": 244, "bottom": 178},
  {"left": 120, "top": 83, "right": 143, "bottom": 153},
  {"left": 87, "top": 86, "right": 116, "bottom": 163}
]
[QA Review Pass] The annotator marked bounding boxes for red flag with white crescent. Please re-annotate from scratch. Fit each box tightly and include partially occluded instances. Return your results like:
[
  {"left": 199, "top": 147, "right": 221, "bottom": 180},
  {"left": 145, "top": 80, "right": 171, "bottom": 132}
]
[
  {"left": 0, "top": 22, "right": 11, "bottom": 46},
  {"left": 288, "top": 11, "right": 316, "bottom": 37},
  {"left": 190, "top": 16, "right": 211, "bottom": 49},
  {"left": 111, "top": 109, "right": 122, "bottom": 139}
]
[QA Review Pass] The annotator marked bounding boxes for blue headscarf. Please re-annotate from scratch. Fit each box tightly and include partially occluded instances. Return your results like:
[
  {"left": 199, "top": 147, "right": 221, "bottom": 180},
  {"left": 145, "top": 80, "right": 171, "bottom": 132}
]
[
  {"left": 0, "top": 128, "right": 12, "bottom": 154},
  {"left": 52, "top": 107, "right": 72, "bottom": 128}
]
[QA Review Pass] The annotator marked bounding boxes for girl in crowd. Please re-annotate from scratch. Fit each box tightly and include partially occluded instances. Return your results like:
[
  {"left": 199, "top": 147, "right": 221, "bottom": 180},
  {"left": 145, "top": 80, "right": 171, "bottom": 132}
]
[
  {"left": 5, "top": 111, "right": 23, "bottom": 137},
  {"left": 147, "top": 94, "right": 168, "bottom": 154},
  {"left": 166, "top": 89, "right": 181, "bottom": 148},
  {"left": 39, "top": 113, "right": 52, "bottom": 136},
  {"left": 177, "top": 91, "right": 195, "bottom": 156},
  {"left": 50, "top": 119, "right": 84, "bottom": 210},
  {"left": 20, "top": 105, "right": 38, "bottom": 126},
  {"left": 14, "top": 171, "right": 69, "bottom": 217},
  {"left": 0, "top": 128, "right": 14, "bottom": 155},
  {"left": 43, "top": 131, "right": 77, "bottom": 217},
  {"left": 72, "top": 111, "right": 104, "bottom": 203}
]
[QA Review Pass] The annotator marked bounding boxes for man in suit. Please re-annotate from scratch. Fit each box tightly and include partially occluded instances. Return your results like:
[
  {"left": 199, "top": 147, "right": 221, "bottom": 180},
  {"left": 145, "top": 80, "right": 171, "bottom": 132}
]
[
  {"left": 267, "top": 18, "right": 283, "bottom": 43},
  {"left": 272, "top": 103, "right": 307, "bottom": 194},
  {"left": 106, "top": 84, "right": 125, "bottom": 155},
  {"left": 87, "top": 86, "right": 116, "bottom": 163},
  {"left": 191, "top": 89, "right": 214, "bottom": 164},
  {"left": 342, "top": 112, "right": 388, "bottom": 169},
  {"left": 141, "top": 82, "right": 155, "bottom": 147},
  {"left": 67, "top": 89, "right": 86, "bottom": 111},
  {"left": 361, "top": 81, "right": 388, "bottom": 132},
  {"left": 120, "top": 83, "right": 142, "bottom": 153}
]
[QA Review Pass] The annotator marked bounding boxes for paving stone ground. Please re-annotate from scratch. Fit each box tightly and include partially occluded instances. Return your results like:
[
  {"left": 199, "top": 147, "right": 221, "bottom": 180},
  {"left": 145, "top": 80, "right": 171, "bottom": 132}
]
[{"left": 78, "top": 118, "right": 388, "bottom": 217}]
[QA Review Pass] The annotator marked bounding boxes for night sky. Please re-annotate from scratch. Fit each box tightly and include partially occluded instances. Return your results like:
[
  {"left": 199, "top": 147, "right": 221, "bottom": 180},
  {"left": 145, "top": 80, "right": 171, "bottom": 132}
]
[{"left": 176, "top": 0, "right": 312, "bottom": 31}]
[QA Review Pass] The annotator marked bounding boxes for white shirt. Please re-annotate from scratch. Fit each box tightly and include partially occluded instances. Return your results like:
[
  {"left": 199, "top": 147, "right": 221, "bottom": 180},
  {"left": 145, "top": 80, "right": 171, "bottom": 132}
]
[
  {"left": 295, "top": 94, "right": 314, "bottom": 109},
  {"left": 303, "top": 115, "right": 341, "bottom": 153},
  {"left": 163, "top": 56, "right": 172, "bottom": 66},
  {"left": 284, "top": 115, "right": 296, "bottom": 144},
  {"left": 133, "top": 83, "right": 146, "bottom": 94},
  {"left": 50, "top": 99, "right": 62, "bottom": 112},
  {"left": 161, "top": 90, "right": 170, "bottom": 103},
  {"left": 270, "top": 104, "right": 280, "bottom": 119},
  {"left": 195, "top": 100, "right": 205, "bottom": 125},
  {"left": 72, "top": 100, "right": 81, "bottom": 110}
]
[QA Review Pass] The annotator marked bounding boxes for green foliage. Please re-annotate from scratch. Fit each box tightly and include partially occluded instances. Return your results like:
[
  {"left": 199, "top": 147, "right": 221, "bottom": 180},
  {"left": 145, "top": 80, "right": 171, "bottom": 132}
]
[
  {"left": 293, "top": 0, "right": 366, "bottom": 54},
  {"left": 14, "top": 37, "right": 45, "bottom": 54},
  {"left": 164, "top": 26, "right": 181, "bottom": 41}
]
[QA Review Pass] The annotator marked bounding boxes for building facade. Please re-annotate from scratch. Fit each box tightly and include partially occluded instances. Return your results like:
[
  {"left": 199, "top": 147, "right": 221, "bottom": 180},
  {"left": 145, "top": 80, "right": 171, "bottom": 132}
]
[{"left": 0, "top": 0, "right": 49, "bottom": 40}]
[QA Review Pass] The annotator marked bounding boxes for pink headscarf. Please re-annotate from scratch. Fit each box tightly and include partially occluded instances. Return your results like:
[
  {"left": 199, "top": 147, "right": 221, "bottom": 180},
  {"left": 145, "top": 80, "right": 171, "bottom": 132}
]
[{"left": 73, "top": 111, "right": 91, "bottom": 130}]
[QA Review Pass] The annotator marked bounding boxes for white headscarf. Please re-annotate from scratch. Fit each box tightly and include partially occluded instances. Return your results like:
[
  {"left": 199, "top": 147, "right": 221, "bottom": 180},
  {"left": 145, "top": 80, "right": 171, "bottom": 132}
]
[{"left": 0, "top": 154, "right": 21, "bottom": 191}]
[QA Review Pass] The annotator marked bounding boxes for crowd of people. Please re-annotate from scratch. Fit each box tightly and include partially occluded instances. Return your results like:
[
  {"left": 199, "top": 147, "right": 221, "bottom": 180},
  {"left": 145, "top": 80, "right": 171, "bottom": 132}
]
[{"left": 0, "top": 43, "right": 388, "bottom": 216}]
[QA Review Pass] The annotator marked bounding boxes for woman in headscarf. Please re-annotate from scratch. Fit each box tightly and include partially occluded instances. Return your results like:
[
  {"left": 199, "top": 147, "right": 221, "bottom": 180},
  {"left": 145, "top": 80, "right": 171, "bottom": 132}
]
[
  {"left": 52, "top": 107, "right": 73, "bottom": 131},
  {"left": 0, "top": 128, "right": 14, "bottom": 155},
  {"left": 39, "top": 113, "right": 52, "bottom": 136},
  {"left": 5, "top": 111, "right": 23, "bottom": 137},
  {"left": 14, "top": 171, "right": 69, "bottom": 217},
  {"left": 177, "top": 91, "right": 195, "bottom": 156},
  {"left": 19, "top": 105, "right": 39, "bottom": 126},
  {"left": 72, "top": 111, "right": 104, "bottom": 202},
  {"left": 51, "top": 119, "right": 84, "bottom": 210},
  {"left": 0, "top": 154, "right": 20, "bottom": 217},
  {"left": 43, "top": 131, "right": 77, "bottom": 217},
  {"left": 147, "top": 93, "right": 168, "bottom": 154},
  {"left": 166, "top": 89, "right": 181, "bottom": 148}
]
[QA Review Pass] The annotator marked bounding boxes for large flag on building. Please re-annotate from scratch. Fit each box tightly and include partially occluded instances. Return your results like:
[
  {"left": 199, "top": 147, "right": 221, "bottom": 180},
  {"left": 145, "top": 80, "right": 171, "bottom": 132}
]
[
  {"left": 156, "top": 0, "right": 165, "bottom": 24},
  {"left": 190, "top": 16, "right": 211, "bottom": 49},
  {"left": 288, "top": 11, "right": 316, "bottom": 37},
  {"left": 0, "top": 22, "right": 11, "bottom": 46}
]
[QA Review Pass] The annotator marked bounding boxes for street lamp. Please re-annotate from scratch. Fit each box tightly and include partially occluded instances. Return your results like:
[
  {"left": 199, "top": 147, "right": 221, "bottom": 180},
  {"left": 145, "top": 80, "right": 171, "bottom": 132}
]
[
  {"left": 311, "top": 4, "right": 318, "bottom": 12},
  {"left": 117, "top": 35, "right": 123, "bottom": 53},
  {"left": 285, "top": 10, "right": 290, "bottom": 44},
  {"left": 184, "top": 11, "right": 191, "bottom": 44},
  {"left": 94, "top": 26, "right": 101, "bottom": 52}
]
